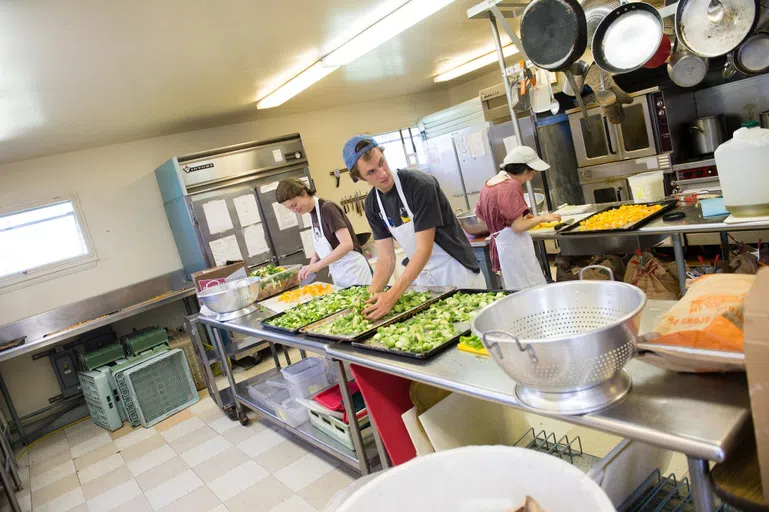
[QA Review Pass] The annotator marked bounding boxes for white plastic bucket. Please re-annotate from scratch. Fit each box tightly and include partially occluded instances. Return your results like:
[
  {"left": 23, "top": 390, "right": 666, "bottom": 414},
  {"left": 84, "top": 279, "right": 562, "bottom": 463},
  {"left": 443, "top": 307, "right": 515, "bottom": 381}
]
[
  {"left": 627, "top": 171, "right": 665, "bottom": 203},
  {"left": 337, "top": 446, "right": 615, "bottom": 512}
]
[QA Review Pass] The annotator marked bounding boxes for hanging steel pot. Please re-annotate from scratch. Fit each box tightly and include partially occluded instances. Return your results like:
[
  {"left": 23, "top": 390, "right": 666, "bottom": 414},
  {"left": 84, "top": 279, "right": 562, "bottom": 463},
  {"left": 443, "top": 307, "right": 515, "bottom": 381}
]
[
  {"left": 667, "top": 38, "right": 710, "bottom": 87},
  {"left": 733, "top": 31, "right": 769, "bottom": 75},
  {"left": 675, "top": 0, "right": 758, "bottom": 58}
]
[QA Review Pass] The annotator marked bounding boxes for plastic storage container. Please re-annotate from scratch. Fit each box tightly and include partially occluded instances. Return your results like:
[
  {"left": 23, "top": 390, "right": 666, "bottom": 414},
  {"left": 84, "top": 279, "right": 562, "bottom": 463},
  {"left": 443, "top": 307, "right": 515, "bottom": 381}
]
[
  {"left": 627, "top": 171, "right": 665, "bottom": 203},
  {"left": 308, "top": 408, "right": 374, "bottom": 450},
  {"left": 247, "top": 379, "right": 309, "bottom": 427},
  {"left": 280, "top": 357, "right": 329, "bottom": 398},
  {"left": 714, "top": 123, "right": 769, "bottom": 216},
  {"left": 256, "top": 265, "right": 301, "bottom": 300}
]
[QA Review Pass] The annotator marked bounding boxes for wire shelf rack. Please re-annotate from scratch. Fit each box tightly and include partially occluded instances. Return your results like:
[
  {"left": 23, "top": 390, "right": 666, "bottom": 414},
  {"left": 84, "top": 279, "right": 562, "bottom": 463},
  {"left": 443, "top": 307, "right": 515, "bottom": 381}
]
[
  {"left": 618, "top": 469, "right": 743, "bottom": 512},
  {"left": 512, "top": 428, "right": 601, "bottom": 473}
]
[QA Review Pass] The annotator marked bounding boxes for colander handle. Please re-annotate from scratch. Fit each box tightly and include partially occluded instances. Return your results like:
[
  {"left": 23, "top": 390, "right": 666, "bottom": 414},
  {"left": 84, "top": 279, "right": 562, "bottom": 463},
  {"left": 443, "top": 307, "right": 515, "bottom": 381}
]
[
  {"left": 482, "top": 330, "right": 539, "bottom": 365},
  {"left": 579, "top": 265, "right": 614, "bottom": 281}
]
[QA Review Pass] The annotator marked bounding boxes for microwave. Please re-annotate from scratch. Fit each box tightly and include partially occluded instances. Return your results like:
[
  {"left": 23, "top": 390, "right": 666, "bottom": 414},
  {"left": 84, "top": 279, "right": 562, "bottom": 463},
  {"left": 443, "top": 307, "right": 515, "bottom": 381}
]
[{"left": 567, "top": 87, "right": 696, "bottom": 168}]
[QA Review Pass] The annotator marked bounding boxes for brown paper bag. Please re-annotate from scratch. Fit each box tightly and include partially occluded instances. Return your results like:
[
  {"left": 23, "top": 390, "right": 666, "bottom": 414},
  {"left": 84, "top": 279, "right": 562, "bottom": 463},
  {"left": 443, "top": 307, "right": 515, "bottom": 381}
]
[
  {"left": 636, "top": 274, "right": 755, "bottom": 372},
  {"left": 623, "top": 252, "right": 680, "bottom": 300},
  {"left": 554, "top": 255, "right": 591, "bottom": 282},
  {"left": 581, "top": 254, "right": 626, "bottom": 281}
]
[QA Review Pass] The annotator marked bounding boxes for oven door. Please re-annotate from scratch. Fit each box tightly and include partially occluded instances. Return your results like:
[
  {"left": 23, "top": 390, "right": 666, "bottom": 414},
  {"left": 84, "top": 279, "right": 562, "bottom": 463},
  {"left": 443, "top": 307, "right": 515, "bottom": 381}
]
[
  {"left": 568, "top": 107, "right": 621, "bottom": 168},
  {"left": 616, "top": 95, "right": 658, "bottom": 160},
  {"left": 581, "top": 178, "right": 631, "bottom": 204}
]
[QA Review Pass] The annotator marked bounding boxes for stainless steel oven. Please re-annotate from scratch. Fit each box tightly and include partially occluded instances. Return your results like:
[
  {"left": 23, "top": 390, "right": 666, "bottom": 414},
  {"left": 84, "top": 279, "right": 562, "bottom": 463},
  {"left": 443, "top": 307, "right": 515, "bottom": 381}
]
[{"left": 568, "top": 87, "right": 692, "bottom": 168}]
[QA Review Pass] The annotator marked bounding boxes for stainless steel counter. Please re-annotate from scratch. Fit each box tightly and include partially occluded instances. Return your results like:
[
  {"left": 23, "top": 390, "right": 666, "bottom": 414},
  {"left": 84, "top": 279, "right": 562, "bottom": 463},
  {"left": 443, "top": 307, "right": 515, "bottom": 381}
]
[
  {"left": 0, "top": 286, "right": 197, "bottom": 364},
  {"left": 529, "top": 202, "right": 769, "bottom": 240},
  {"left": 466, "top": 203, "right": 769, "bottom": 247},
  {"left": 197, "top": 311, "right": 331, "bottom": 354},
  {"left": 199, "top": 300, "right": 751, "bottom": 463}
]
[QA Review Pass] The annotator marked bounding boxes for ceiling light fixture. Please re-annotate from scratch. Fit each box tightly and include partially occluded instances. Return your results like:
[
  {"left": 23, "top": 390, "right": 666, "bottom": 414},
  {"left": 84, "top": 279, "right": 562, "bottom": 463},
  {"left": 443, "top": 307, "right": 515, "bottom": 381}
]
[
  {"left": 433, "top": 44, "right": 520, "bottom": 82},
  {"left": 257, "top": 0, "right": 454, "bottom": 109},
  {"left": 256, "top": 62, "right": 339, "bottom": 109},
  {"left": 322, "top": 0, "right": 456, "bottom": 67}
]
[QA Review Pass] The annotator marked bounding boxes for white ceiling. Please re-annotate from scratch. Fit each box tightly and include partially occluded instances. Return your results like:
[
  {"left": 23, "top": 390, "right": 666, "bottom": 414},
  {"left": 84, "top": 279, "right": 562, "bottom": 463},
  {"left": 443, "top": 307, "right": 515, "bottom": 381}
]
[{"left": 0, "top": 0, "right": 513, "bottom": 164}]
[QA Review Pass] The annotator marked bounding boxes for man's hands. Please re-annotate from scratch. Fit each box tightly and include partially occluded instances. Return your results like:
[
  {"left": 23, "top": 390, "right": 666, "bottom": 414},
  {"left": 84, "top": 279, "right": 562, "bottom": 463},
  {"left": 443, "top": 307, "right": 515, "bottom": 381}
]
[{"left": 362, "top": 290, "right": 398, "bottom": 321}]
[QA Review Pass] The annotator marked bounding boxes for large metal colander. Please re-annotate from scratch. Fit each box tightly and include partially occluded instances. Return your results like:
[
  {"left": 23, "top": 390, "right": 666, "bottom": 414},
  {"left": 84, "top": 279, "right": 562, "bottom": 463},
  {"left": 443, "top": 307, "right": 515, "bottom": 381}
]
[{"left": 471, "top": 266, "right": 646, "bottom": 394}]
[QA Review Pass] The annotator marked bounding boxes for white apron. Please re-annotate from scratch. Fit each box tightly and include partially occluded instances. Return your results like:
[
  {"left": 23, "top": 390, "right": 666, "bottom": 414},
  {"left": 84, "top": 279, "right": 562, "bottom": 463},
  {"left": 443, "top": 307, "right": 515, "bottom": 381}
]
[
  {"left": 312, "top": 197, "right": 372, "bottom": 288},
  {"left": 490, "top": 227, "right": 546, "bottom": 290},
  {"left": 375, "top": 170, "right": 485, "bottom": 289}
]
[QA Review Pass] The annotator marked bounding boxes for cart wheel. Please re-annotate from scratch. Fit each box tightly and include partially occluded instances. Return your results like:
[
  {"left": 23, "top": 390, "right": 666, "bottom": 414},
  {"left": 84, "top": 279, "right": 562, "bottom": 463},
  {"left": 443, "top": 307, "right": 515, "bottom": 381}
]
[
  {"left": 237, "top": 409, "right": 249, "bottom": 426},
  {"left": 226, "top": 407, "right": 238, "bottom": 421}
]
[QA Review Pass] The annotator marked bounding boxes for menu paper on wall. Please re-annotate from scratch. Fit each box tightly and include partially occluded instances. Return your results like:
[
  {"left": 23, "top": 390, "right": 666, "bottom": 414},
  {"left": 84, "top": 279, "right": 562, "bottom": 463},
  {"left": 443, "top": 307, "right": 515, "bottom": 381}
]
[
  {"left": 260, "top": 182, "right": 279, "bottom": 193},
  {"left": 503, "top": 135, "right": 519, "bottom": 154},
  {"left": 243, "top": 224, "right": 270, "bottom": 257},
  {"left": 300, "top": 229, "right": 315, "bottom": 258},
  {"left": 301, "top": 212, "right": 313, "bottom": 229},
  {"left": 209, "top": 235, "right": 242, "bottom": 266},
  {"left": 467, "top": 131, "right": 487, "bottom": 158},
  {"left": 233, "top": 194, "right": 261, "bottom": 227},
  {"left": 272, "top": 202, "right": 299, "bottom": 230},
  {"left": 202, "top": 199, "right": 233, "bottom": 234}
]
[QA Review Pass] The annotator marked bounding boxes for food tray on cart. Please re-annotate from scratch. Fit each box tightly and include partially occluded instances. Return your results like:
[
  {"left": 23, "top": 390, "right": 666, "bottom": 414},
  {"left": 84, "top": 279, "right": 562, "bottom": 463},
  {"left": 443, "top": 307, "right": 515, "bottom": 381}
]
[
  {"left": 298, "top": 286, "right": 456, "bottom": 342},
  {"left": 559, "top": 200, "right": 677, "bottom": 235},
  {"left": 260, "top": 283, "right": 339, "bottom": 314},
  {"left": 261, "top": 285, "right": 371, "bottom": 334},
  {"left": 351, "top": 289, "right": 512, "bottom": 360}
]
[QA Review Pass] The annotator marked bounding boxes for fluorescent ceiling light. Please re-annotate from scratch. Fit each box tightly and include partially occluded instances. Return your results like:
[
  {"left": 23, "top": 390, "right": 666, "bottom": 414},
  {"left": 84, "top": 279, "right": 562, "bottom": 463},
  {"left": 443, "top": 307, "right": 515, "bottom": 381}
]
[
  {"left": 322, "top": 0, "right": 456, "bottom": 67},
  {"left": 434, "top": 44, "right": 520, "bottom": 82},
  {"left": 257, "top": 62, "right": 338, "bottom": 109}
]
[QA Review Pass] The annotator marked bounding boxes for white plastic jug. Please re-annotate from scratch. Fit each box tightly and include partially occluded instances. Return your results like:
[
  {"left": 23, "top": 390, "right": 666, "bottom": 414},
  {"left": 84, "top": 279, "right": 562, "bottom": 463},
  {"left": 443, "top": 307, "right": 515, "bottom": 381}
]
[{"left": 714, "top": 123, "right": 769, "bottom": 216}]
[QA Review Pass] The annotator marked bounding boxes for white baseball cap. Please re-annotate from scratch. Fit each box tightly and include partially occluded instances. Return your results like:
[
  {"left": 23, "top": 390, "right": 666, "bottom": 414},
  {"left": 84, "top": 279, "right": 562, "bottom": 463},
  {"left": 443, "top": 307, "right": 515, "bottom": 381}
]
[{"left": 499, "top": 145, "right": 550, "bottom": 171}]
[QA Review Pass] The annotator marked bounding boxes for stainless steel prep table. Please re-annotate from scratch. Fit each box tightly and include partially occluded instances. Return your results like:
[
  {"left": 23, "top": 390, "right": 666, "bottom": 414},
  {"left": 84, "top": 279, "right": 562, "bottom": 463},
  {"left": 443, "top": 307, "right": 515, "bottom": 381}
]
[
  {"left": 325, "top": 300, "right": 752, "bottom": 511},
  {"left": 0, "top": 270, "right": 197, "bottom": 446},
  {"left": 525, "top": 202, "right": 769, "bottom": 291},
  {"left": 193, "top": 310, "right": 384, "bottom": 475}
]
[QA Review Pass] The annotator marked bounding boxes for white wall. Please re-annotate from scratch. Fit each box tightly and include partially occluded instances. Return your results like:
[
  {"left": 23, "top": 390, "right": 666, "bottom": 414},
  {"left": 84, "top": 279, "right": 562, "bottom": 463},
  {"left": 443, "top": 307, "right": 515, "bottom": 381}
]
[
  {"left": 0, "top": 89, "right": 449, "bottom": 416},
  {"left": 0, "top": 89, "right": 449, "bottom": 326}
]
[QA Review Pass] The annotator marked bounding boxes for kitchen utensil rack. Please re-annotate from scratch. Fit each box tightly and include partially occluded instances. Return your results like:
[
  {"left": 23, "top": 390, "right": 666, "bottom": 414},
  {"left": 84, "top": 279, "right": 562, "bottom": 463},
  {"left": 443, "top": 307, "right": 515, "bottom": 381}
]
[
  {"left": 511, "top": 427, "right": 601, "bottom": 472},
  {"left": 618, "top": 468, "right": 742, "bottom": 512}
]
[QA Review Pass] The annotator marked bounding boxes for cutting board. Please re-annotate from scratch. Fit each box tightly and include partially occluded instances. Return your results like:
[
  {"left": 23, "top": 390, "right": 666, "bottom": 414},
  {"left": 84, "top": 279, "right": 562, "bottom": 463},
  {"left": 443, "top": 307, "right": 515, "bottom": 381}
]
[{"left": 724, "top": 213, "right": 769, "bottom": 225}]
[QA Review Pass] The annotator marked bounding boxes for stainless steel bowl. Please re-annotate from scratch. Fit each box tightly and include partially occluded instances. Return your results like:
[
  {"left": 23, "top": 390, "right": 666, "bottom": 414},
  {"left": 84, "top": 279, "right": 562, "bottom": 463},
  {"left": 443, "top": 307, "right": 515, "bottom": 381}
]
[
  {"left": 197, "top": 277, "right": 262, "bottom": 313},
  {"left": 456, "top": 211, "right": 490, "bottom": 237},
  {"left": 471, "top": 268, "right": 646, "bottom": 393}
]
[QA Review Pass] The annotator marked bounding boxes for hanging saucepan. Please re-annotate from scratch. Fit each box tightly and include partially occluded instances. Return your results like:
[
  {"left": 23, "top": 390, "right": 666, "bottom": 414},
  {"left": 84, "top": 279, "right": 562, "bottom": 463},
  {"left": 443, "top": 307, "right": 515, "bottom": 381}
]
[
  {"left": 667, "top": 38, "right": 710, "bottom": 87},
  {"left": 592, "top": 2, "right": 665, "bottom": 74},
  {"left": 733, "top": 31, "right": 769, "bottom": 74},
  {"left": 675, "top": 0, "right": 758, "bottom": 58},
  {"left": 520, "top": 0, "right": 591, "bottom": 125}
]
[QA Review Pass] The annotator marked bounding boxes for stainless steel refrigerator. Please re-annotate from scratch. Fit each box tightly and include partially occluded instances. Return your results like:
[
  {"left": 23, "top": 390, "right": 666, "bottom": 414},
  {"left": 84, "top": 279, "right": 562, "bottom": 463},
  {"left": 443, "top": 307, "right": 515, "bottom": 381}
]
[
  {"left": 155, "top": 134, "right": 316, "bottom": 279},
  {"left": 424, "top": 117, "right": 583, "bottom": 213}
]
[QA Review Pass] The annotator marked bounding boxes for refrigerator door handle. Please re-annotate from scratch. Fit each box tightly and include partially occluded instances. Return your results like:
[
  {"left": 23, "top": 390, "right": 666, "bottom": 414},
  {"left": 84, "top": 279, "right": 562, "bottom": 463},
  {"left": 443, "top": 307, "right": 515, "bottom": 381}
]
[{"left": 279, "top": 249, "right": 304, "bottom": 259}]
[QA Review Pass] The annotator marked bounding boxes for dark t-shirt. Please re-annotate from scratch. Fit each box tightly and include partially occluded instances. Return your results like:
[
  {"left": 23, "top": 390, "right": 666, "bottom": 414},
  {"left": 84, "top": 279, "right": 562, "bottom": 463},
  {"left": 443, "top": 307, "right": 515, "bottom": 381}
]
[
  {"left": 363, "top": 169, "right": 480, "bottom": 273},
  {"left": 310, "top": 199, "right": 363, "bottom": 254}
]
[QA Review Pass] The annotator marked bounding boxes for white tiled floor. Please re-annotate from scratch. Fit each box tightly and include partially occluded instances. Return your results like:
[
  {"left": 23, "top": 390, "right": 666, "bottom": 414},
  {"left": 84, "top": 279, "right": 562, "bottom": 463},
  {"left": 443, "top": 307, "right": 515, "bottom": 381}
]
[
  {"left": 3, "top": 355, "right": 360, "bottom": 512},
  {"left": 2, "top": 345, "right": 694, "bottom": 512}
]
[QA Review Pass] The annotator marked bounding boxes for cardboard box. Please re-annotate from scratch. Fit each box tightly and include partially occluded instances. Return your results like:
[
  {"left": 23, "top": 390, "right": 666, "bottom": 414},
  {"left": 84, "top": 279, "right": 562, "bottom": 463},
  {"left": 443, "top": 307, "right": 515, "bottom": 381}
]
[
  {"left": 743, "top": 267, "right": 769, "bottom": 503},
  {"left": 191, "top": 262, "right": 248, "bottom": 292}
]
